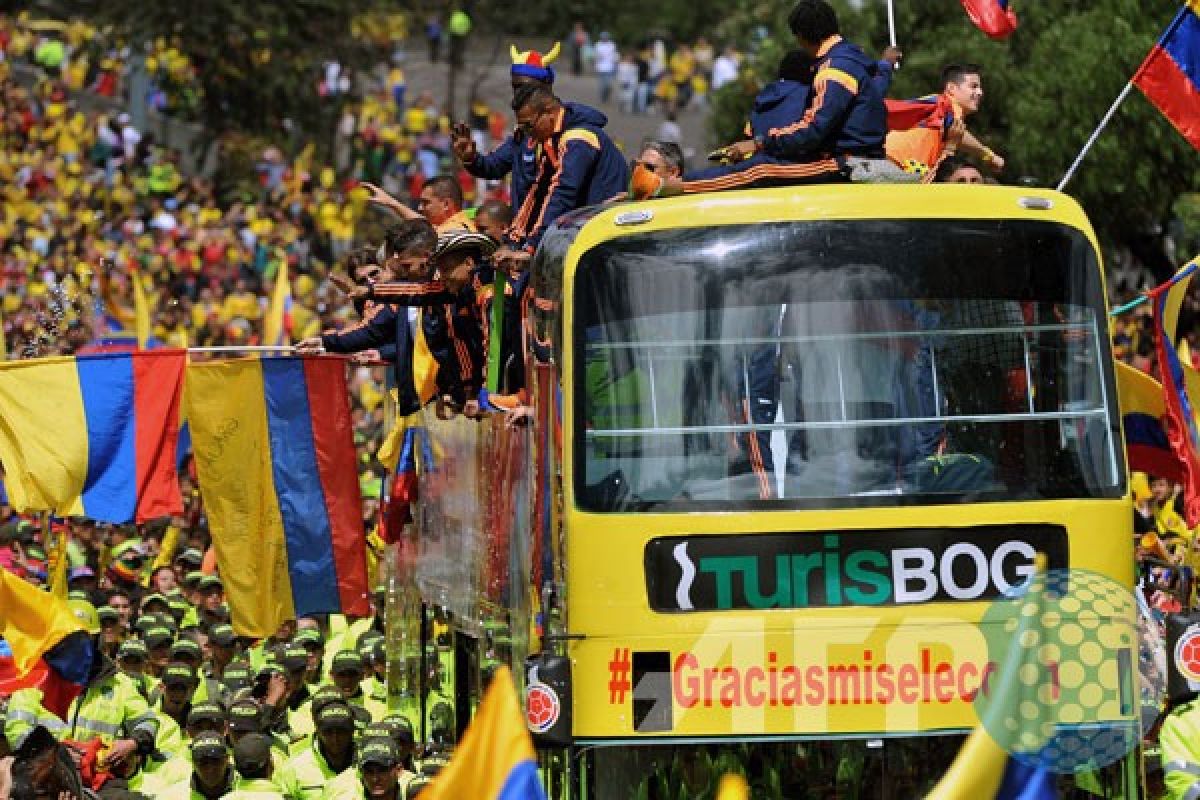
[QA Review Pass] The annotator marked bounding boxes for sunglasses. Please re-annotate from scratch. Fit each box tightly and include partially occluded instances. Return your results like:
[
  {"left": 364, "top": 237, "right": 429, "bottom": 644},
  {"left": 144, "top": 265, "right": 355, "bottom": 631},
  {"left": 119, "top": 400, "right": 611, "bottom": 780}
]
[
  {"left": 632, "top": 159, "right": 666, "bottom": 175},
  {"left": 517, "top": 108, "right": 547, "bottom": 135}
]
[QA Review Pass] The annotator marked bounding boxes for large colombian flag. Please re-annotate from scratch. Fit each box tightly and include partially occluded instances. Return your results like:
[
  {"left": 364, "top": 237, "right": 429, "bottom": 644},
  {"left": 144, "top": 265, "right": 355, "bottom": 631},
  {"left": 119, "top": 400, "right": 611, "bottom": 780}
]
[
  {"left": 186, "top": 357, "right": 370, "bottom": 637},
  {"left": 1135, "top": 1, "right": 1200, "bottom": 150},
  {"left": 422, "top": 665, "right": 546, "bottom": 800},
  {"left": 0, "top": 351, "right": 185, "bottom": 523},
  {"left": 0, "top": 569, "right": 96, "bottom": 718}
]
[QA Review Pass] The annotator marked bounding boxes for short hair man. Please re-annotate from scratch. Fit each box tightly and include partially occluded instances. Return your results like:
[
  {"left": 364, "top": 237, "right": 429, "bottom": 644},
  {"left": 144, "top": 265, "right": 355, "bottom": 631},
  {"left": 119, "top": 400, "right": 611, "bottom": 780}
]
[
  {"left": 940, "top": 64, "right": 1005, "bottom": 172},
  {"left": 360, "top": 174, "right": 476, "bottom": 232},
  {"left": 884, "top": 63, "right": 1005, "bottom": 177},
  {"left": 499, "top": 83, "right": 628, "bottom": 262},
  {"left": 635, "top": 140, "right": 684, "bottom": 181}
]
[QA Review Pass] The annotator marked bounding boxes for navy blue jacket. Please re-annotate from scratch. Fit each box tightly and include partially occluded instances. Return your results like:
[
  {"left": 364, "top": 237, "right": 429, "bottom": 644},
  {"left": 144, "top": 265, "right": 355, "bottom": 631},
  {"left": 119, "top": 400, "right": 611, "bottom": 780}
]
[
  {"left": 507, "top": 102, "right": 629, "bottom": 252},
  {"left": 322, "top": 282, "right": 455, "bottom": 414},
  {"left": 463, "top": 131, "right": 538, "bottom": 213},
  {"left": 761, "top": 37, "right": 888, "bottom": 160},
  {"left": 750, "top": 80, "right": 812, "bottom": 140}
]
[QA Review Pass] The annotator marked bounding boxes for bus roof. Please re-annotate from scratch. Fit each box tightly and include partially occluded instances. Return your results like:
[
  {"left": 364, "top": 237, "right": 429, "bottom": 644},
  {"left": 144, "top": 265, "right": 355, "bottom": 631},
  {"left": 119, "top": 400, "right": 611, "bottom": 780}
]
[{"left": 553, "top": 185, "right": 1099, "bottom": 276}]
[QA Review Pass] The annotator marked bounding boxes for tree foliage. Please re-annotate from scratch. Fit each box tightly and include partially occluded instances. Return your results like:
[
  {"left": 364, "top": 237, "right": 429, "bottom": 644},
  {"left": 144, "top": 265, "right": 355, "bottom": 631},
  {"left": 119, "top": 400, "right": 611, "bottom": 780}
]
[
  {"left": 70, "top": 0, "right": 386, "bottom": 140},
  {"left": 710, "top": 0, "right": 1200, "bottom": 244}
]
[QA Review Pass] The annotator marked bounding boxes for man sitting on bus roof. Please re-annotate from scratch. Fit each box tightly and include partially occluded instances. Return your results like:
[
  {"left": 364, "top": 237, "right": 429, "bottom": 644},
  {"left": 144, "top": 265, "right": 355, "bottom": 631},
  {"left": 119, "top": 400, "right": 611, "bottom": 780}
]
[{"left": 630, "top": 0, "right": 909, "bottom": 199}]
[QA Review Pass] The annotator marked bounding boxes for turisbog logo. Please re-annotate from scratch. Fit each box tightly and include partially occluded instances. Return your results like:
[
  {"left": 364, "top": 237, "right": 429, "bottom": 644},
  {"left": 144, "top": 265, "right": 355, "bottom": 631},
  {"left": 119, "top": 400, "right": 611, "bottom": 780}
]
[{"left": 645, "top": 525, "right": 1067, "bottom": 612}]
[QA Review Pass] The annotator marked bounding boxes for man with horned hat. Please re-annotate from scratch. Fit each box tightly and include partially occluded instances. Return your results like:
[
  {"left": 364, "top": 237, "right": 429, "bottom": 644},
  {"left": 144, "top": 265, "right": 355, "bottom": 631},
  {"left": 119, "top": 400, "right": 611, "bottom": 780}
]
[{"left": 450, "top": 42, "right": 562, "bottom": 214}]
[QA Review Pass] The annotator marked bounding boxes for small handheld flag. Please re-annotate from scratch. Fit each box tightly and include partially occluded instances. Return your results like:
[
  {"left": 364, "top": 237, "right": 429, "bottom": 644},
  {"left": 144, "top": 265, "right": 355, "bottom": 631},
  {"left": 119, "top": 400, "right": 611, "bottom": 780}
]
[
  {"left": 1133, "top": 2, "right": 1200, "bottom": 150},
  {"left": 961, "top": 0, "right": 1018, "bottom": 40}
]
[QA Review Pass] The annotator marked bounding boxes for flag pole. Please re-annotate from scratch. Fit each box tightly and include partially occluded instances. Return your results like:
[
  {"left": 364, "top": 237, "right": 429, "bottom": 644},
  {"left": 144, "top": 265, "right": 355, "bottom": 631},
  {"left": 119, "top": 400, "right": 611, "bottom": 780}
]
[
  {"left": 886, "top": 0, "right": 898, "bottom": 47},
  {"left": 1056, "top": 81, "right": 1135, "bottom": 192}
]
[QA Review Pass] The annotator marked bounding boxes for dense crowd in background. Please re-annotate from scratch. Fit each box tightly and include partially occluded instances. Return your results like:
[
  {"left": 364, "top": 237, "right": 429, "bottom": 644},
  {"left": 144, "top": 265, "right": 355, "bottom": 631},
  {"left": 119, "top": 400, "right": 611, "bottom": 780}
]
[{"left": 4, "top": 2, "right": 1200, "bottom": 797}]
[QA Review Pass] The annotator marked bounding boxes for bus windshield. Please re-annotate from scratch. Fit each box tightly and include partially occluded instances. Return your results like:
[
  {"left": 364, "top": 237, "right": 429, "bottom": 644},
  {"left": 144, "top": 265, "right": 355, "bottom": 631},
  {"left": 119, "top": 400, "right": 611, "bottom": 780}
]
[{"left": 574, "top": 219, "right": 1122, "bottom": 512}]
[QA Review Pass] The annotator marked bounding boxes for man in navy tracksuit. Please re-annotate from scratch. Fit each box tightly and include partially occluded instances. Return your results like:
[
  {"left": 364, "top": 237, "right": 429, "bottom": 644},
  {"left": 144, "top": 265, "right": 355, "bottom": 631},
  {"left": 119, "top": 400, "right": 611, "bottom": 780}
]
[
  {"left": 632, "top": 0, "right": 906, "bottom": 197},
  {"left": 502, "top": 84, "right": 630, "bottom": 255},
  {"left": 451, "top": 44, "right": 561, "bottom": 214}
]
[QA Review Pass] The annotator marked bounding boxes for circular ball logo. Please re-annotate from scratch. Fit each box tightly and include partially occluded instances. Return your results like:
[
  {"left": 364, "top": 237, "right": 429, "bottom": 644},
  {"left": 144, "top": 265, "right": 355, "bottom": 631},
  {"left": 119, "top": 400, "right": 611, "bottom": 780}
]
[
  {"left": 975, "top": 568, "right": 1152, "bottom": 774},
  {"left": 1175, "top": 629, "right": 1200, "bottom": 683},
  {"left": 525, "top": 682, "right": 561, "bottom": 734}
]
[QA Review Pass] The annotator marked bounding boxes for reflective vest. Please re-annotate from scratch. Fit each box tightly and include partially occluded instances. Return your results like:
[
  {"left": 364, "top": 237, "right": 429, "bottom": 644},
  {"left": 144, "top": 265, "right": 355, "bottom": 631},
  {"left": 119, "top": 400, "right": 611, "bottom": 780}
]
[
  {"left": 4, "top": 687, "right": 66, "bottom": 747},
  {"left": 278, "top": 744, "right": 351, "bottom": 799},
  {"left": 66, "top": 671, "right": 159, "bottom": 747},
  {"left": 1163, "top": 700, "right": 1200, "bottom": 800},
  {"left": 224, "top": 777, "right": 287, "bottom": 799},
  {"left": 319, "top": 768, "right": 418, "bottom": 799}
]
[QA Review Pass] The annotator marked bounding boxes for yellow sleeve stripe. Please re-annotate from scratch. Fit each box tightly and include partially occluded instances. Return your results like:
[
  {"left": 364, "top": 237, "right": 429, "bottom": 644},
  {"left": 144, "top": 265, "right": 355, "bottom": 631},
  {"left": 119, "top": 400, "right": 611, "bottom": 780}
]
[
  {"left": 815, "top": 67, "right": 858, "bottom": 95},
  {"left": 560, "top": 128, "right": 601, "bottom": 150}
]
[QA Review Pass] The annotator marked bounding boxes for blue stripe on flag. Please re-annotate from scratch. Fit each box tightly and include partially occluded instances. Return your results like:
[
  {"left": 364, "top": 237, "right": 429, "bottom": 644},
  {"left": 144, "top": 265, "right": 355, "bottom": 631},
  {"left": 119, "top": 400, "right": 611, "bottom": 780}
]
[
  {"left": 261, "top": 359, "right": 340, "bottom": 616},
  {"left": 1164, "top": 8, "right": 1200, "bottom": 88},
  {"left": 76, "top": 356, "right": 136, "bottom": 522},
  {"left": 497, "top": 760, "right": 547, "bottom": 800}
]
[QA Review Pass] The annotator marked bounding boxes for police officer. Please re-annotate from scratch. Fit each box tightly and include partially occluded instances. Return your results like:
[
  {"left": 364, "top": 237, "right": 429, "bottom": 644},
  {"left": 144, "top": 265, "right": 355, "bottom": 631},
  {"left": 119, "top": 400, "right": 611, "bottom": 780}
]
[
  {"left": 160, "top": 732, "right": 236, "bottom": 800},
  {"left": 226, "top": 733, "right": 286, "bottom": 799},
  {"left": 278, "top": 701, "right": 358, "bottom": 799},
  {"left": 1162, "top": 696, "right": 1200, "bottom": 799},
  {"left": 65, "top": 652, "right": 161, "bottom": 773}
]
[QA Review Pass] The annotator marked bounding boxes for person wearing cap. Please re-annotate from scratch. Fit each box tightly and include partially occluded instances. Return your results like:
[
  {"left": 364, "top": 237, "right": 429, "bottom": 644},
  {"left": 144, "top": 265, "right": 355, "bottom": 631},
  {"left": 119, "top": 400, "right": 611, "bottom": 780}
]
[
  {"left": 157, "top": 664, "right": 199, "bottom": 729},
  {"left": 182, "top": 570, "right": 205, "bottom": 604},
  {"left": 330, "top": 651, "right": 386, "bottom": 723},
  {"left": 226, "top": 734, "right": 286, "bottom": 798},
  {"left": 205, "top": 623, "right": 241, "bottom": 682},
  {"left": 168, "top": 595, "right": 201, "bottom": 630},
  {"left": 294, "top": 628, "right": 325, "bottom": 687},
  {"left": 359, "top": 640, "right": 389, "bottom": 713},
  {"left": 160, "top": 732, "right": 235, "bottom": 800},
  {"left": 278, "top": 701, "right": 357, "bottom": 799},
  {"left": 143, "top": 625, "right": 175, "bottom": 681},
  {"left": 196, "top": 574, "right": 225, "bottom": 618},
  {"left": 142, "top": 591, "right": 171, "bottom": 616},
  {"left": 451, "top": 42, "right": 562, "bottom": 215},
  {"left": 223, "top": 662, "right": 256, "bottom": 697},
  {"left": 67, "top": 564, "right": 98, "bottom": 597},
  {"left": 319, "top": 735, "right": 419, "bottom": 800},
  {"left": 116, "top": 638, "right": 154, "bottom": 698},
  {"left": 187, "top": 702, "right": 228, "bottom": 739},
  {"left": 97, "top": 605, "right": 124, "bottom": 658},
  {"left": 258, "top": 647, "right": 315, "bottom": 754},
  {"left": 66, "top": 597, "right": 101, "bottom": 637},
  {"left": 61, "top": 652, "right": 161, "bottom": 776}
]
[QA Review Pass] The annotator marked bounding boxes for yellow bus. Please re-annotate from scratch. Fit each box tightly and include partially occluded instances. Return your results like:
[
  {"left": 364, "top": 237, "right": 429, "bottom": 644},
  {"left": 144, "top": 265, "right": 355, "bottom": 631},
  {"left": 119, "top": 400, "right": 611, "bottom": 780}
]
[{"left": 517, "top": 185, "right": 1137, "bottom": 798}]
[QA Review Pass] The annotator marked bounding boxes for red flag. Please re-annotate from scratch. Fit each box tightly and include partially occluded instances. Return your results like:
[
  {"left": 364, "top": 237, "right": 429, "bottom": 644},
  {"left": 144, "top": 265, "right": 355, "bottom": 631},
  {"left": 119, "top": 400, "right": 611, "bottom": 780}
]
[{"left": 961, "top": 0, "right": 1018, "bottom": 40}]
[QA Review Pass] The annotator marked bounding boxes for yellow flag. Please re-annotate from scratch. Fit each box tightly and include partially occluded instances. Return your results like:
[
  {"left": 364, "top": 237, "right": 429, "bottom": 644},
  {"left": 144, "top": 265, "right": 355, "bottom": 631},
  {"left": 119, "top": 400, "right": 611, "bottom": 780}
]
[
  {"left": 421, "top": 666, "right": 541, "bottom": 800},
  {"left": 184, "top": 360, "right": 296, "bottom": 637},
  {"left": 264, "top": 258, "right": 291, "bottom": 346},
  {"left": 132, "top": 267, "right": 151, "bottom": 349}
]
